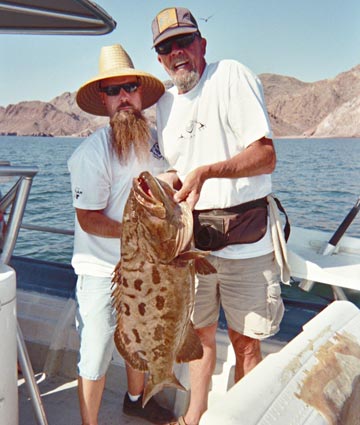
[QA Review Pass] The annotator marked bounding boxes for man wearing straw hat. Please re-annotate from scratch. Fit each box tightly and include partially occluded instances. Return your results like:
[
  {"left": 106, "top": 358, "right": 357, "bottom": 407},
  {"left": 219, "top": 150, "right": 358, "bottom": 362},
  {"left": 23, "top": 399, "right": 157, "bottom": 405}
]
[{"left": 68, "top": 44, "right": 176, "bottom": 425}]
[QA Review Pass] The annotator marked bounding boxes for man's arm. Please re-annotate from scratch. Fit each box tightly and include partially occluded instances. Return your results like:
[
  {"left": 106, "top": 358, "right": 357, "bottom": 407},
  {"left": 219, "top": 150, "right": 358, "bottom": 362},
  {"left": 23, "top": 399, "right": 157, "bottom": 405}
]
[
  {"left": 174, "top": 137, "right": 276, "bottom": 209},
  {"left": 76, "top": 208, "right": 121, "bottom": 238}
]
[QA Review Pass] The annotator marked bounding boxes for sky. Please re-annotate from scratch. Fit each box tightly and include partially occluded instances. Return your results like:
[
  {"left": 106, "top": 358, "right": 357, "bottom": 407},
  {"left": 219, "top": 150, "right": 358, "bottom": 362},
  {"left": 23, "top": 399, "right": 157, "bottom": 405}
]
[{"left": 0, "top": 0, "right": 359, "bottom": 107}]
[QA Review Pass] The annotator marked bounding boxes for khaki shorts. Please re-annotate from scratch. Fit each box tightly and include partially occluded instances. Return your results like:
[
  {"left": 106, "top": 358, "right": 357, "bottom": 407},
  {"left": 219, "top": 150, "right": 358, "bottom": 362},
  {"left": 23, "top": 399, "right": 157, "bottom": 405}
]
[{"left": 192, "top": 252, "right": 284, "bottom": 339}]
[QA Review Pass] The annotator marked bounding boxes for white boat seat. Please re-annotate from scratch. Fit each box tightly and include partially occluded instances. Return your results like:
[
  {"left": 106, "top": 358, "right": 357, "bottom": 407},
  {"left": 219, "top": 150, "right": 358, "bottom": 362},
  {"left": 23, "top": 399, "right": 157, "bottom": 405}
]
[{"left": 287, "top": 226, "right": 360, "bottom": 291}]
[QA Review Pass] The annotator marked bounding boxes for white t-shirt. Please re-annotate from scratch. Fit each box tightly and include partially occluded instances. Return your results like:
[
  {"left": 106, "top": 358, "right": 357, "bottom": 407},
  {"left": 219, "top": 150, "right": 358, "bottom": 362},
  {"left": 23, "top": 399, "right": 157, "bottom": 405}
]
[
  {"left": 68, "top": 126, "right": 166, "bottom": 277},
  {"left": 156, "top": 60, "right": 274, "bottom": 259}
]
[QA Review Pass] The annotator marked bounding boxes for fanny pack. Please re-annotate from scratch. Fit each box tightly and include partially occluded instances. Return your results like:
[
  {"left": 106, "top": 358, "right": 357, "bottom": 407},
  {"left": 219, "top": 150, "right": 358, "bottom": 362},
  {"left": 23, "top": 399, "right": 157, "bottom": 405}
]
[{"left": 193, "top": 197, "right": 269, "bottom": 251}]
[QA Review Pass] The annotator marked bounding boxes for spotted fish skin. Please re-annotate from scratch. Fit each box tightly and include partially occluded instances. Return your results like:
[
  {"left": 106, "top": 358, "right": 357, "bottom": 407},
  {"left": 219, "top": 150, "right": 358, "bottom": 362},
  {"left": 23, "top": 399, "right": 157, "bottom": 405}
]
[{"left": 112, "top": 171, "right": 215, "bottom": 407}]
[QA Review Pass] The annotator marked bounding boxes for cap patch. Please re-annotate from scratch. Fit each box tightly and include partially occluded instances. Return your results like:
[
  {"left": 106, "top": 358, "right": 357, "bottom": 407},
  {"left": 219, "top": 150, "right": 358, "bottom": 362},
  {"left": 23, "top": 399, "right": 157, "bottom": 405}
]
[{"left": 157, "top": 8, "right": 178, "bottom": 33}]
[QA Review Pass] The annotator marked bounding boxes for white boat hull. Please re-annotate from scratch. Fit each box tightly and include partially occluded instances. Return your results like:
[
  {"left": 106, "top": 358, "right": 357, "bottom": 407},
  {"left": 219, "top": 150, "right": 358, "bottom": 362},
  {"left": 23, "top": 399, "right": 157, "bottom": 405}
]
[
  {"left": 200, "top": 300, "right": 360, "bottom": 424},
  {"left": 0, "top": 264, "right": 18, "bottom": 425}
]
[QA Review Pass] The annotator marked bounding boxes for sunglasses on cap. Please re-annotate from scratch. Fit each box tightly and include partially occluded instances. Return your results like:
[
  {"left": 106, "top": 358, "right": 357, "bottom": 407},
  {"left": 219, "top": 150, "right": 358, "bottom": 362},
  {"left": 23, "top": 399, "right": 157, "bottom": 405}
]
[
  {"left": 99, "top": 81, "right": 140, "bottom": 96},
  {"left": 155, "top": 32, "right": 199, "bottom": 55}
]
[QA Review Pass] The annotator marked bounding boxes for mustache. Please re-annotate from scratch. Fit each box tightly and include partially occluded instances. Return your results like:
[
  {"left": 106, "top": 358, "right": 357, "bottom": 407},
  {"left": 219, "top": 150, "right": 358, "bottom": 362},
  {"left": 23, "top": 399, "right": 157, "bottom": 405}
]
[
  {"left": 116, "top": 102, "right": 134, "bottom": 111},
  {"left": 169, "top": 54, "right": 188, "bottom": 70},
  {"left": 112, "top": 109, "right": 142, "bottom": 123}
]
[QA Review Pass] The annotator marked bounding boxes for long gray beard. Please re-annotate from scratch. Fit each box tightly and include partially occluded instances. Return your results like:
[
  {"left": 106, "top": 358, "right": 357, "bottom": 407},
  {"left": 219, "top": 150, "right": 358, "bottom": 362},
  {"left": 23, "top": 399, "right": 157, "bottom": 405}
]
[{"left": 110, "top": 109, "right": 151, "bottom": 164}]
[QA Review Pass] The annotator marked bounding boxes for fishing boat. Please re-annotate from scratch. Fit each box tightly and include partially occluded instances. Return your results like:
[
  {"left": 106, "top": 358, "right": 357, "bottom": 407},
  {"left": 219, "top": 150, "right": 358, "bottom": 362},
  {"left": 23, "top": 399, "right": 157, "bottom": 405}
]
[
  {"left": 1, "top": 2, "right": 360, "bottom": 424},
  {"left": 3, "top": 166, "right": 360, "bottom": 425}
]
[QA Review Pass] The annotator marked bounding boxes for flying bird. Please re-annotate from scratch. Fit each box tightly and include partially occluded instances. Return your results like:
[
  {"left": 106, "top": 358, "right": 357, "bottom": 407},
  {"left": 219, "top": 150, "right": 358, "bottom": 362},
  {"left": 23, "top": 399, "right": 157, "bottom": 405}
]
[{"left": 199, "top": 14, "right": 214, "bottom": 22}]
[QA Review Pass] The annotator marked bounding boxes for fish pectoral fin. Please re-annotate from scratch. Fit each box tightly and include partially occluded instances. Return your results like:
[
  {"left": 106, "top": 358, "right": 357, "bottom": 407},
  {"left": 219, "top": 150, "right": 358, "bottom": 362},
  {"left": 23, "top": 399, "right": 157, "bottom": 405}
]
[
  {"left": 176, "top": 322, "right": 203, "bottom": 363},
  {"left": 177, "top": 248, "right": 208, "bottom": 258},
  {"left": 177, "top": 248, "right": 215, "bottom": 266},
  {"left": 195, "top": 257, "right": 217, "bottom": 275},
  {"left": 114, "top": 327, "right": 148, "bottom": 372},
  {"left": 143, "top": 375, "right": 185, "bottom": 407}
]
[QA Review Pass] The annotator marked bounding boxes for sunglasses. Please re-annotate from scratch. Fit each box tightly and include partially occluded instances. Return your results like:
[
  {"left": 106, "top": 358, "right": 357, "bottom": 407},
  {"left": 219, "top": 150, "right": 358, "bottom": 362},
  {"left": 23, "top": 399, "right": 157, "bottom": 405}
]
[
  {"left": 155, "top": 32, "right": 198, "bottom": 55},
  {"left": 99, "top": 81, "right": 140, "bottom": 96}
]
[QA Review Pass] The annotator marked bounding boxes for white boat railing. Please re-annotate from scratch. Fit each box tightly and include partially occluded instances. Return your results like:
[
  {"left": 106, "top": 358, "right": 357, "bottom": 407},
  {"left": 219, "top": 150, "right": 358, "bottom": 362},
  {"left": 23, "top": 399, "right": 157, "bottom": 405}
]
[
  {"left": 0, "top": 163, "right": 49, "bottom": 425},
  {"left": 20, "top": 223, "right": 74, "bottom": 236},
  {"left": 0, "top": 164, "right": 38, "bottom": 264}
]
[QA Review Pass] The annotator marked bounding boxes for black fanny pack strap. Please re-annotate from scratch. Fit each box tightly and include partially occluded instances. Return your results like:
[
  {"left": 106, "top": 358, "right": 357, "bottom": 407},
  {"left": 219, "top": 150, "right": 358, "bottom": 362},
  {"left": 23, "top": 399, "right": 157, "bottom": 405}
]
[
  {"left": 223, "top": 197, "right": 268, "bottom": 214},
  {"left": 195, "top": 197, "right": 268, "bottom": 216},
  {"left": 272, "top": 196, "right": 291, "bottom": 242}
]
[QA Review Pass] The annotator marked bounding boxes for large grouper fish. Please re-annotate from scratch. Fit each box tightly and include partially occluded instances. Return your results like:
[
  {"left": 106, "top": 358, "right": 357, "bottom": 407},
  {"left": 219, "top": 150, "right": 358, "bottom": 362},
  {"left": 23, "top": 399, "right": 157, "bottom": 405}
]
[{"left": 112, "top": 171, "right": 215, "bottom": 407}]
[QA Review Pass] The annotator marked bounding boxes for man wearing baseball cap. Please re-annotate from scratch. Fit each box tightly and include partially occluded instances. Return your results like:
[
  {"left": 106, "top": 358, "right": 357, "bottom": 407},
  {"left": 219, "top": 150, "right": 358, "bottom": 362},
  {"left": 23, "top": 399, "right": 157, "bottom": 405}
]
[
  {"left": 152, "top": 7, "right": 286, "bottom": 425},
  {"left": 68, "top": 43, "right": 175, "bottom": 425}
]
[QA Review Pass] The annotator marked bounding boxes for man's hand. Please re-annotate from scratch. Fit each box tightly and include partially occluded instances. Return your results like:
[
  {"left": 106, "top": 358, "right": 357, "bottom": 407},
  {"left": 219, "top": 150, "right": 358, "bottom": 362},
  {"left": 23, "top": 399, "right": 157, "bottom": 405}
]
[
  {"left": 173, "top": 167, "right": 206, "bottom": 210},
  {"left": 156, "top": 171, "right": 182, "bottom": 191}
]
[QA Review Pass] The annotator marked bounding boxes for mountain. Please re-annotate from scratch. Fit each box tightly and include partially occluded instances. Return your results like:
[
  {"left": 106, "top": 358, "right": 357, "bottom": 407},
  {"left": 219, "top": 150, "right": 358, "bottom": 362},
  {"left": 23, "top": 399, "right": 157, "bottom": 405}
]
[
  {"left": 260, "top": 65, "right": 360, "bottom": 137},
  {"left": 312, "top": 96, "right": 360, "bottom": 138},
  {"left": 1, "top": 65, "right": 360, "bottom": 138}
]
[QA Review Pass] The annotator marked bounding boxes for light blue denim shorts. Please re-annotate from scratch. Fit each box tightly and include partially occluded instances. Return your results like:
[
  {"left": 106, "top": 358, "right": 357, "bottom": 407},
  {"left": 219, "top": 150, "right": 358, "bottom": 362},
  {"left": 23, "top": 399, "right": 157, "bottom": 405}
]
[{"left": 75, "top": 275, "right": 116, "bottom": 380}]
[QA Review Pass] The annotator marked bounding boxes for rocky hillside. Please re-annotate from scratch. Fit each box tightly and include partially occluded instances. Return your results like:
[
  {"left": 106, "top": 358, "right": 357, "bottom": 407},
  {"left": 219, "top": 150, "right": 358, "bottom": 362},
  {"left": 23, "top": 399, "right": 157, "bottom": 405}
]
[
  {"left": 1, "top": 65, "right": 360, "bottom": 138},
  {"left": 262, "top": 65, "right": 360, "bottom": 137}
]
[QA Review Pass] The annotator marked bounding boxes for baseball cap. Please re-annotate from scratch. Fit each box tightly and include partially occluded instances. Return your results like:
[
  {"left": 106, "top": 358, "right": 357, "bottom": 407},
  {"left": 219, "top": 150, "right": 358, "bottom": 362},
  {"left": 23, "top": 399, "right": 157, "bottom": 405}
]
[{"left": 152, "top": 7, "right": 199, "bottom": 47}]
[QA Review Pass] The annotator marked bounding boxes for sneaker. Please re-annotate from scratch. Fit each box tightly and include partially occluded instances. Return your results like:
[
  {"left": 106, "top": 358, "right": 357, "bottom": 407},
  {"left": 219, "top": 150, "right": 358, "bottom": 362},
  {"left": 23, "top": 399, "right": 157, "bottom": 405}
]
[{"left": 123, "top": 392, "right": 177, "bottom": 424}]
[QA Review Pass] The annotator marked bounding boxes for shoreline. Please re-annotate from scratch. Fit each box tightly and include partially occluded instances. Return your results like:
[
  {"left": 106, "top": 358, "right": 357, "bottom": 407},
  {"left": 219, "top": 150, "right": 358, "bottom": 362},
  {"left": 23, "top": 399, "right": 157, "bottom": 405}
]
[{"left": 1, "top": 134, "right": 360, "bottom": 140}]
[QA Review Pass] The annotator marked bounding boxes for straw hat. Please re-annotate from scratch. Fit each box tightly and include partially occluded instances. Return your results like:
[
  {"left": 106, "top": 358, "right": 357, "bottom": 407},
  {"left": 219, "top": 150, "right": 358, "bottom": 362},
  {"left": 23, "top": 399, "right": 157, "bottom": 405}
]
[{"left": 76, "top": 44, "right": 165, "bottom": 116}]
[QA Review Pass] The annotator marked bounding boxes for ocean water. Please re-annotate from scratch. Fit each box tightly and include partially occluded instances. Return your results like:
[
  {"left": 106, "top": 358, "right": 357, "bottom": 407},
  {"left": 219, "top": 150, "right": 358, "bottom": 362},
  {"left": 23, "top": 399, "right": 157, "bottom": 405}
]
[{"left": 0, "top": 136, "right": 359, "bottom": 264}]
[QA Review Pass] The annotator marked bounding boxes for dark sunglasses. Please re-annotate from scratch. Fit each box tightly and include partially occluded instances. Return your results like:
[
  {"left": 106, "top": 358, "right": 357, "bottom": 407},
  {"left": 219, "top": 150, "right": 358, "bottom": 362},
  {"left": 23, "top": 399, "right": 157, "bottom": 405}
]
[
  {"left": 99, "top": 81, "right": 140, "bottom": 96},
  {"left": 155, "top": 32, "right": 198, "bottom": 55}
]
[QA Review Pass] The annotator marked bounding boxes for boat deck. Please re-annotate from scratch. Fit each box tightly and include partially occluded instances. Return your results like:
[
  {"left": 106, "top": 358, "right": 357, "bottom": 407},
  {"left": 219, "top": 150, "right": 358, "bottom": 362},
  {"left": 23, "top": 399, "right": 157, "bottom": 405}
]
[
  {"left": 17, "top": 342, "right": 284, "bottom": 425},
  {"left": 18, "top": 373, "right": 150, "bottom": 425},
  {"left": 14, "top": 269, "right": 330, "bottom": 425}
]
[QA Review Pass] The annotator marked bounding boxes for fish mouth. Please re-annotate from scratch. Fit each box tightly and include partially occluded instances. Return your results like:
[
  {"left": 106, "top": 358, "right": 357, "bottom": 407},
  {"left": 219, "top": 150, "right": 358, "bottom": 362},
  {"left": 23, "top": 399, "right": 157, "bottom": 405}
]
[
  {"left": 137, "top": 175, "right": 153, "bottom": 199},
  {"left": 133, "top": 172, "right": 169, "bottom": 217},
  {"left": 135, "top": 172, "right": 162, "bottom": 203},
  {"left": 134, "top": 171, "right": 193, "bottom": 256}
]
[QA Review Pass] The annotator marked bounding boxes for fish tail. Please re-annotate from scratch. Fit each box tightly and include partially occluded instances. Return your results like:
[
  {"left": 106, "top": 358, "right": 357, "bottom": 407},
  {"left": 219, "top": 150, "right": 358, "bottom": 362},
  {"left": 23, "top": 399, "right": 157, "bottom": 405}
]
[{"left": 142, "top": 375, "right": 185, "bottom": 407}]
